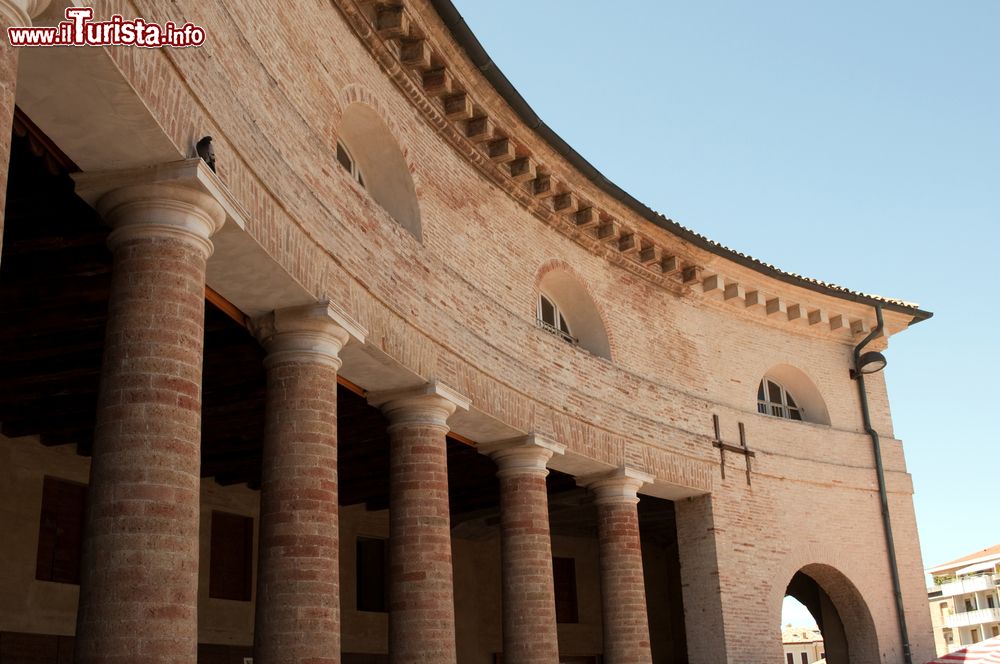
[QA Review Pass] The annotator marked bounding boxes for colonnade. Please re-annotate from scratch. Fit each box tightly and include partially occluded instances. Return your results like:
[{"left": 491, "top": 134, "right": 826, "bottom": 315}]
[
  {"left": 50, "top": 171, "right": 658, "bottom": 664},
  {"left": 0, "top": 6, "right": 665, "bottom": 654}
]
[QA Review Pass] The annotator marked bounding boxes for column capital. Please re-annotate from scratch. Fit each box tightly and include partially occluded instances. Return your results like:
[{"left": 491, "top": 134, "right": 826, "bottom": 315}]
[
  {"left": 368, "top": 380, "right": 470, "bottom": 429},
  {"left": 252, "top": 301, "right": 366, "bottom": 369},
  {"left": 580, "top": 467, "right": 655, "bottom": 505},
  {"left": 0, "top": 0, "right": 50, "bottom": 26},
  {"left": 73, "top": 159, "right": 228, "bottom": 257},
  {"left": 480, "top": 434, "right": 566, "bottom": 478}
]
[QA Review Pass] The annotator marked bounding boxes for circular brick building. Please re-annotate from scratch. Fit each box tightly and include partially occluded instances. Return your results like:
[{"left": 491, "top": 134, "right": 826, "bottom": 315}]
[{"left": 0, "top": 1, "right": 936, "bottom": 663}]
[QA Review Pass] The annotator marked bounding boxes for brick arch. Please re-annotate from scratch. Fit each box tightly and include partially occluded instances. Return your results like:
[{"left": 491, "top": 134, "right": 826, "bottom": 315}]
[
  {"left": 771, "top": 551, "right": 881, "bottom": 664},
  {"left": 533, "top": 259, "right": 618, "bottom": 361},
  {"left": 334, "top": 83, "right": 414, "bottom": 165}
]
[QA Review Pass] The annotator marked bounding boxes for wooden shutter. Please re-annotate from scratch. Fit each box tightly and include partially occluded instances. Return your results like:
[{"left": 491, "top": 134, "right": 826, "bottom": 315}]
[
  {"left": 208, "top": 511, "right": 254, "bottom": 601},
  {"left": 553, "top": 557, "right": 579, "bottom": 624},
  {"left": 356, "top": 536, "right": 387, "bottom": 612},
  {"left": 35, "top": 477, "right": 86, "bottom": 584}
]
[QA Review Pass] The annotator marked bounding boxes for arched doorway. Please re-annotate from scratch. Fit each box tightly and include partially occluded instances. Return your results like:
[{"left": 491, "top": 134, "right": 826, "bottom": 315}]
[{"left": 781, "top": 564, "right": 880, "bottom": 664}]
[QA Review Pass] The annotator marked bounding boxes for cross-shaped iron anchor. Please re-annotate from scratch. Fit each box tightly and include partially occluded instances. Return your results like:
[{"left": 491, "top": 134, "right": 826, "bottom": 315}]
[{"left": 712, "top": 414, "right": 755, "bottom": 486}]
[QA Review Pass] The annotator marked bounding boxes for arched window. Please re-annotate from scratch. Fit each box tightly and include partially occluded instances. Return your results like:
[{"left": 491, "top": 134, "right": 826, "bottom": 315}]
[
  {"left": 336, "top": 141, "right": 365, "bottom": 188},
  {"left": 336, "top": 103, "right": 421, "bottom": 240},
  {"left": 534, "top": 266, "right": 611, "bottom": 359},
  {"left": 537, "top": 293, "right": 575, "bottom": 344},
  {"left": 754, "top": 365, "right": 830, "bottom": 425},
  {"left": 758, "top": 378, "right": 803, "bottom": 421}
]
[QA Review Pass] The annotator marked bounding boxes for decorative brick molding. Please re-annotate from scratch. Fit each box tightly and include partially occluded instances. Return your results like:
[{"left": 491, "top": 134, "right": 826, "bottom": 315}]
[
  {"left": 330, "top": 0, "right": 912, "bottom": 341},
  {"left": 338, "top": 83, "right": 407, "bottom": 150}
]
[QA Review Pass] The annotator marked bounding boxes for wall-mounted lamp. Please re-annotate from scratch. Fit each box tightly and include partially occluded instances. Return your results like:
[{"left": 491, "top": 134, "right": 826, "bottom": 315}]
[
  {"left": 851, "top": 350, "right": 888, "bottom": 379},
  {"left": 852, "top": 305, "right": 912, "bottom": 664}
]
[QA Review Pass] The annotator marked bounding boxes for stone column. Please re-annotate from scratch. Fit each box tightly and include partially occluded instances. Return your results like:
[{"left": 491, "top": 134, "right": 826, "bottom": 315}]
[
  {"left": 0, "top": 0, "right": 50, "bottom": 264},
  {"left": 251, "top": 303, "right": 365, "bottom": 664},
  {"left": 586, "top": 468, "right": 655, "bottom": 664},
  {"left": 73, "top": 182, "right": 225, "bottom": 663},
  {"left": 369, "top": 382, "right": 470, "bottom": 664},
  {"left": 482, "top": 435, "right": 566, "bottom": 664}
]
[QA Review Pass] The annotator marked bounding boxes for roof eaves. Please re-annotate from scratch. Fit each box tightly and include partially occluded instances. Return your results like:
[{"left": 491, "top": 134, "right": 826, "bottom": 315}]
[{"left": 429, "top": 0, "right": 933, "bottom": 326}]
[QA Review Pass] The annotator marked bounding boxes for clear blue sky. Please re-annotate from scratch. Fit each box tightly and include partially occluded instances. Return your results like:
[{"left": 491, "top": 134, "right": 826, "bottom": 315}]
[{"left": 450, "top": 0, "right": 998, "bottom": 627}]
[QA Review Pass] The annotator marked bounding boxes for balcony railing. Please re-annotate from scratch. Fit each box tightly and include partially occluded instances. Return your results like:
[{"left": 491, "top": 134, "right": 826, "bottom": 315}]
[
  {"left": 536, "top": 318, "right": 578, "bottom": 345},
  {"left": 945, "top": 607, "right": 1000, "bottom": 629},
  {"left": 935, "top": 574, "right": 1000, "bottom": 599}
]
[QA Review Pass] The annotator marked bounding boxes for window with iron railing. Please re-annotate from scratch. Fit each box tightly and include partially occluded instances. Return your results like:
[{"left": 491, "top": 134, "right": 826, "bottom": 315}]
[{"left": 537, "top": 294, "right": 577, "bottom": 345}]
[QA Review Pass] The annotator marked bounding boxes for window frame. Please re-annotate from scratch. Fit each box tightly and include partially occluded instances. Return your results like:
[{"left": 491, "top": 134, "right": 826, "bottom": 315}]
[
  {"left": 536, "top": 293, "right": 576, "bottom": 345},
  {"left": 757, "top": 378, "right": 803, "bottom": 421},
  {"left": 356, "top": 535, "right": 388, "bottom": 613},
  {"left": 336, "top": 141, "right": 365, "bottom": 188},
  {"left": 552, "top": 556, "right": 579, "bottom": 624},
  {"left": 208, "top": 510, "right": 254, "bottom": 602},
  {"left": 35, "top": 476, "right": 87, "bottom": 585}
]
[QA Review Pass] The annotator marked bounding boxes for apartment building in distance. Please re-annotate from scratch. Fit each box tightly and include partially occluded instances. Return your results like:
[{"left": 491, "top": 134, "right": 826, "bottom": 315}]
[
  {"left": 781, "top": 625, "right": 826, "bottom": 664},
  {"left": 927, "top": 545, "right": 1000, "bottom": 655},
  {"left": 0, "top": 1, "right": 938, "bottom": 662}
]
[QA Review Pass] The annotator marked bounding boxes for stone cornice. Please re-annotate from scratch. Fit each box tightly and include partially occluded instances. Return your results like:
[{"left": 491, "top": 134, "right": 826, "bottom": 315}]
[
  {"left": 252, "top": 302, "right": 367, "bottom": 369},
  {"left": 479, "top": 434, "right": 566, "bottom": 479},
  {"left": 331, "top": 0, "right": 927, "bottom": 342},
  {"left": 72, "top": 160, "right": 228, "bottom": 258},
  {"left": 579, "top": 466, "right": 655, "bottom": 505},
  {"left": 0, "top": 0, "right": 49, "bottom": 27},
  {"left": 368, "top": 380, "right": 471, "bottom": 428}
]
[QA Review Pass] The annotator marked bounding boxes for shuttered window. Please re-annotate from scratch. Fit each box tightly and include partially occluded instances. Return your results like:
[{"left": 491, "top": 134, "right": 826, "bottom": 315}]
[
  {"left": 35, "top": 477, "right": 86, "bottom": 585},
  {"left": 553, "top": 557, "right": 579, "bottom": 624},
  {"left": 208, "top": 511, "right": 254, "bottom": 601},
  {"left": 357, "top": 536, "right": 388, "bottom": 612}
]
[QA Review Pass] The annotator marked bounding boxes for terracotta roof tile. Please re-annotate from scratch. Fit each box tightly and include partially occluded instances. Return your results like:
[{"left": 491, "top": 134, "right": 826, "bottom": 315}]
[
  {"left": 432, "top": 0, "right": 932, "bottom": 323},
  {"left": 928, "top": 544, "right": 1000, "bottom": 573}
]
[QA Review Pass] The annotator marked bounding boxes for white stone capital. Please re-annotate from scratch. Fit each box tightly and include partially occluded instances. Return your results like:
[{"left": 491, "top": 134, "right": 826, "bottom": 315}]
[
  {"left": 580, "top": 467, "right": 654, "bottom": 505},
  {"left": 479, "top": 434, "right": 565, "bottom": 479},
  {"left": 368, "top": 381, "right": 470, "bottom": 429},
  {"left": 252, "top": 302, "right": 366, "bottom": 370},
  {"left": 73, "top": 160, "right": 227, "bottom": 258},
  {"left": 0, "top": 0, "right": 50, "bottom": 26}
]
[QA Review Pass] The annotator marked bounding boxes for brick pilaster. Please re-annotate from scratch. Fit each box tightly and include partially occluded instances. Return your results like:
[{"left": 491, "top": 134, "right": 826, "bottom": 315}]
[
  {"left": 369, "top": 383, "right": 469, "bottom": 664},
  {"left": 673, "top": 494, "right": 729, "bottom": 664},
  {"left": 587, "top": 468, "right": 655, "bottom": 664},
  {"left": 482, "top": 435, "right": 565, "bottom": 664},
  {"left": 74, "top": 182, "right": 225, "bottom": 663},
  {"left": 252, "top": 303, "right": 365, "bottom": 664}
]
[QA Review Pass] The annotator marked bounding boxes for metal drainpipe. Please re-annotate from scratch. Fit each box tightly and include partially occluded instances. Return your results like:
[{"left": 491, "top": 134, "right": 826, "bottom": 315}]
[{"left": 853, "top": 304, "right": 912, "bottom": 664}]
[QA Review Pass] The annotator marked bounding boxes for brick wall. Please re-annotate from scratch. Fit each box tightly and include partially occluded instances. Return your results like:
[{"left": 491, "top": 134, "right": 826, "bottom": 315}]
[{"left": 12, "top": 0, "right": 935, "bottom": 660}]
